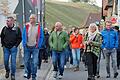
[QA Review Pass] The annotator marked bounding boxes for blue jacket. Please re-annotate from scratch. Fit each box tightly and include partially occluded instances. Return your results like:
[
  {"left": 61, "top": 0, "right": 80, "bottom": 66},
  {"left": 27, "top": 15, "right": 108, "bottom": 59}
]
[
  {"left": 101, "top": 28, "right": 118, "bottom": 49},
  {"left": 22, "top": 23, "right": 44, "bottom": 49}
]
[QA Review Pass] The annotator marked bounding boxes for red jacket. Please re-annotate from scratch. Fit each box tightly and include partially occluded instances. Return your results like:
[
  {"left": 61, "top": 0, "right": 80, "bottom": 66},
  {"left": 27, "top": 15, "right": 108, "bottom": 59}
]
[{"left": 70, "top": 34, "right": 83, "bottom": 49}]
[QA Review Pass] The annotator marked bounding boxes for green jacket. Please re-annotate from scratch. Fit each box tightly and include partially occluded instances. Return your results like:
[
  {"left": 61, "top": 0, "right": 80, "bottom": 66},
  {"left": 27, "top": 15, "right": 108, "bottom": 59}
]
[
  {"left": 84, "top": 33, "right": 102, "bottom": 57},
  {"left": 49, "top": 31, "right": 68, "bottom": 51}
]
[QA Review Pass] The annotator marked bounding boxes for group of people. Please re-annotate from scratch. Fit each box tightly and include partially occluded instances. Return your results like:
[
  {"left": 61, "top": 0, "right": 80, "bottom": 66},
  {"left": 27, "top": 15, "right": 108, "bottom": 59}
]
[
  {"left": 49, "top": 18, "right": 120, "bottom": 80},
  {"left": 0, "top": 13, "right": 120, "bottom": 80}
]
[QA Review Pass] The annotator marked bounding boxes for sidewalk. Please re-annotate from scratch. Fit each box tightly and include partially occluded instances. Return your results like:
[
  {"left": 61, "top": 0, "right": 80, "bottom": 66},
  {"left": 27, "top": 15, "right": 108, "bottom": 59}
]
[
  {"left": 0, "top": 61, "right": 52, "bottom": 80},
  {"left": 46, "top": 58, "right": 120, "bottom": 80}
]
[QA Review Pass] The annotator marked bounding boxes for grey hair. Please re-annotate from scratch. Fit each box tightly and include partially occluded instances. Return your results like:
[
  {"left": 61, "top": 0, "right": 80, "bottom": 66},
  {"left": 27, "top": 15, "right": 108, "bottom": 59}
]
[
  {"left": 29, "top": 14, "right": 36, "bottom": 19},
  {"left": 88, "top": 23, "right": 99, "bottom": 32}
]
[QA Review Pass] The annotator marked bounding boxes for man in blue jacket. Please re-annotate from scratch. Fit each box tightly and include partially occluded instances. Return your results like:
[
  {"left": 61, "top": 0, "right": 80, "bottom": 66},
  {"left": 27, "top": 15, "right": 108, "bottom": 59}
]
[
  {"left": 22, "top": 14, "right": 44, "bottom": 80},
  {"left": 101, "top": 19, "right": 118, "bottom": 78}
]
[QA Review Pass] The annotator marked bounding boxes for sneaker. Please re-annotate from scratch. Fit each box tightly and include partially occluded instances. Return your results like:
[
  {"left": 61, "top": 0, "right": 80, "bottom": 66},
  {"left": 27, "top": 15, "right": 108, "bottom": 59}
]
[
  {"left": 114, "top": 72, "right": 118, "bottom": 78},
  {"left": 27, "top": 74, "right": 31, "bottom": 79},
  {"left": 69, "top": 64, "right": 73, "bottom": 68},
  {"left": 23, "top": 73, "right": 27, "bottom": 78},
  {"left": 53, "top": 71, "right": 57, "bottom": 78},
  {"left": 85, "top": 66, "right": 88, "bottom": 71},
  {"left": 73, "top": 67, "right": 79, "bottom": 72},
  {"left": 11, "top": 75, "right": 15, "bottom": 80},
  {"left": 106, "top": 74, "right": 110, "bottom": 78},
  {"left": 5, "top": 72, "right": 9, "bottom": 78},
  {"left": 58, "top": 75, "right": 63, "bottom": 79},
  {"left": 32, "top": 78, "right": 36, "bottom": 80},
  {"left": 96, "top": 74, "right": 100, "bottom": 78},
  {"left": 64, "top": 65, "right": 67, "bottom": 69}
]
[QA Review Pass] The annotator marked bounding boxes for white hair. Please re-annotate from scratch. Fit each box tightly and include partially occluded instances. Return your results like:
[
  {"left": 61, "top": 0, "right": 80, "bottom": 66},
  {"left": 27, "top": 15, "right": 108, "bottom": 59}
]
[{"left": 88, "top": 23, "right": 99, "bottom": 32}]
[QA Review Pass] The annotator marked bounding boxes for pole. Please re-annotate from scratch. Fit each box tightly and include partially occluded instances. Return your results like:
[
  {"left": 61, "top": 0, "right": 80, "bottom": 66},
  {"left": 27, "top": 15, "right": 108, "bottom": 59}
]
[
  {"left": 40, "top": 0, "right": 42, "bottom": 25},
  {"left": 22, "top": 0, "right": 25, "bottom": 25},
  {"left": 118, "top": 0, "right": 120, "bottom": 27},
  {"left": 43, "top": 0, "right": 45, "bottom": 28},
  {"left": 112, "top": 0, "right": 116, "bottom": 16}
]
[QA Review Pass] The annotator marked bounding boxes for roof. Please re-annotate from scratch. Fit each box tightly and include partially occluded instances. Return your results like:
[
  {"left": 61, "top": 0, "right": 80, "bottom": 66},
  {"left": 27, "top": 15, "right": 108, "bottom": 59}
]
[{"left": 83, "top": 13, "right": 101, "bottom": 28}]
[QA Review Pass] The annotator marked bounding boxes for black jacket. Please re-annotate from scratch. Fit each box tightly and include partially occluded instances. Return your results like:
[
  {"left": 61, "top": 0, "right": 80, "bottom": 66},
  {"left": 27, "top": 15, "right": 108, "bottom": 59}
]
[{"left": 1, "top": 25, "right": 22, "bottom": 49}]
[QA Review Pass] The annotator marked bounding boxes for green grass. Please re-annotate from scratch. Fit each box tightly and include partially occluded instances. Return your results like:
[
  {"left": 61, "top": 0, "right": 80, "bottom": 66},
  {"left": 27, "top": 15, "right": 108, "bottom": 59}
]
[{"left": 45, "top": 1, "right": 101, "bottom": 29}]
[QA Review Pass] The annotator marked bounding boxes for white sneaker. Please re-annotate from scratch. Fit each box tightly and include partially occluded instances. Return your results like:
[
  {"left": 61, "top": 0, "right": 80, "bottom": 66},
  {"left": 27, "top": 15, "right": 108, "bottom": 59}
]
[
  {"left": 53, "top": 71, "right": 57, "bottom": 78},
  {"left": 64, "top": 65, "right": 67, "bottom": 68},
  {"left": 58, "top": 75, "right": 63, "bottom": 79},
  {"left": 23, "top": 73, "right": 27, "bottom": 78},
  {"left": 69, "top": 64, "right": 73, "bottom": 68}
]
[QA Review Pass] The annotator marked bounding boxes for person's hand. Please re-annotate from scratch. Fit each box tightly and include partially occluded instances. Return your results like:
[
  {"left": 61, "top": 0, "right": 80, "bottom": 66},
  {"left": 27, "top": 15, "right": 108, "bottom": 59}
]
[
  {"left": 87, "top": 40, "right": 92, "bottom": 45},
  {"left": 103, "top": 48, "right": 107, "bottom": 50},
  {"left": 73, "top": 32, "right": 76, "bottom": 36}
]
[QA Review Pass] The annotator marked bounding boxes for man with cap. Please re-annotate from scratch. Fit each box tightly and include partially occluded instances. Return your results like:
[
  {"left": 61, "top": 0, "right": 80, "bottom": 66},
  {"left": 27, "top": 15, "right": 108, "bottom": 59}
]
[{"left": 101, "top": 18, "right": 119, "bottom": 78}]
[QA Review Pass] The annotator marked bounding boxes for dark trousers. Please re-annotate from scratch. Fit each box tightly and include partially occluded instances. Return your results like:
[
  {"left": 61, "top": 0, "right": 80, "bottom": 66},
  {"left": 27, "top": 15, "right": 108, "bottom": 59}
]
[
  {"left": 38, "top": 48, "right": 49, "bottom": 67},
  {"left": 87, "top": 52, "right": 98, "bottom": 77},
  {"left": 38, "top": 49, "right": 43, "bottom": 68},
  {"left": 42, "top": 48, "right": 48, "bottom": 61},
  {"left": 117, "top": 51, "right": 120, "bottom": 68}
]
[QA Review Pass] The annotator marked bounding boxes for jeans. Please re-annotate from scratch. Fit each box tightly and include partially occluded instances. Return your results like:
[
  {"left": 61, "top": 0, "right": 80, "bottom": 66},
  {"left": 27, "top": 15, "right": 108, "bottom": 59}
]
[
  {"left": 3, "top": 47, "right": 18, "bottom": 76},
  {"left": 65, "top": 46, "right": 73, "bottom": 65},
  {"left": 52, "top": 50, "right": 65, "bottom": 76},
  {"left": 103, "top": 48, "right": 117, "bottom": 74},
  {"left": 24, "top": 46, "right": 39, "bottom": 78},
  {"left": 72, "top": 49, "right": 80, "bottom": 67}
]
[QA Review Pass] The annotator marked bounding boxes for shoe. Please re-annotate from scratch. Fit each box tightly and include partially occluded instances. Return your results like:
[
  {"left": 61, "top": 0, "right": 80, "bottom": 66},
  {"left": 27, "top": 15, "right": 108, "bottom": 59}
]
[
  {"left": 45, "top": 60, "right": 48, "bottom": 63},
  {"left": 69, "top": 64, "right": 73, "bottom": 68},
  {"left": 74, "top": 67, "right": 79, "bottom": 72},
  {"left": 53, "top": 71, "right": 57, "bottom": 78},
  {"left": 85, "top": 66, "right": 88, "bottom": 71},
  {"left": 27, "top": 74, "right": 31, "bottom": 79},
  {"left": 87, "top": 78, "right": 92, "bottom": 80},
  {"left": 91, "top": 76, "right": 95, "bottom": 80},
  {"left": 58, "top": 75, "right": 63, "bottom": 79},
  {"left": 114, "top": 72, "right": 118, "bottom": 78},
  {"left": 64, "top": 65, "right": 67, "bottom": 68},
  {"left": 32, "top": 78, "right": 36, "bottom": 80},
  {"left": 23, "top": 73, "right": 27, "bottom": 78},
  {"left": 96, "top": 75, "right": 100, "bottom": 78},
  {"left": 11, "top": 75, "right": 15, "bottom": 80},
  {"left": 5, "top": 72, "right": 9, "bottom": 78},
  {"left": 20, "top": 64, "right": 24, "bottom": 68},
  {"left": 106, "top": 74, "right": 110, "bottom": 78}
]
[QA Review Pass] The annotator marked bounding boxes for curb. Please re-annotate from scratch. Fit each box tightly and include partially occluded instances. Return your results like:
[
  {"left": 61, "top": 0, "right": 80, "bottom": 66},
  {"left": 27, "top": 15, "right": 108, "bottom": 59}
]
[
  {"left": 45, "top": 65, "right": 53, "bottom": 80},
  {"left": 43, "top": 61, "right": 52, "bottom": 80}
]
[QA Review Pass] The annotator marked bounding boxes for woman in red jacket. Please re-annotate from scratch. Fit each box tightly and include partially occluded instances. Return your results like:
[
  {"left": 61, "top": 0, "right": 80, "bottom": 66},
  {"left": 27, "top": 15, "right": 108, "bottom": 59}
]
[{"left": 70, "top": 27, "right": 83, "bottom": 71}]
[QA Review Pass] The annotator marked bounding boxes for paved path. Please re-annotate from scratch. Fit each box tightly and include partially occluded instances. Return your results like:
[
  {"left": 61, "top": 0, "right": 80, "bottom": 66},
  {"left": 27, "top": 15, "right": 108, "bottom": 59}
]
[
  {"left": 46, "top": 58, "right": 120, "bottom": 80},
  {"left": 0, "top": 61, "right": 52, "bottom": 80}
]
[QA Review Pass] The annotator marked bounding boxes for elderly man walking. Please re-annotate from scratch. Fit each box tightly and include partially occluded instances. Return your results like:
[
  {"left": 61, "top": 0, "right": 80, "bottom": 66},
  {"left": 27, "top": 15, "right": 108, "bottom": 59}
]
[
  {"left": 22, "top": 14, "right": 44, "bottom": 80},
  {"left": 49, "top": 22, "right": 68, "bottom": 79}
]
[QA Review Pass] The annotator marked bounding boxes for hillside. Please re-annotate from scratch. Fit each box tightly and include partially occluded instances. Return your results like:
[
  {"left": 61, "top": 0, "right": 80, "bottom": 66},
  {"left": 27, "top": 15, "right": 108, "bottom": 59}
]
[{"left": 45, "top": 1, "right": 101, "bottom": 29}]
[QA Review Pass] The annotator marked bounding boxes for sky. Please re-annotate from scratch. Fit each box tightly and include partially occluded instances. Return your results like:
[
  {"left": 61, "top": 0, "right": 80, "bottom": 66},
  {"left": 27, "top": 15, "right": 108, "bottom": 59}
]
[{"left": 96, "top": 0, "right": 102, "bottom": 7}]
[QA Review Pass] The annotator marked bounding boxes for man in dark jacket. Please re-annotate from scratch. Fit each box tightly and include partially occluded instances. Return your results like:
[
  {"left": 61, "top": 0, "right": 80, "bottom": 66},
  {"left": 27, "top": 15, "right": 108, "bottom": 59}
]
[
  {"left": 113, "top": 26, "right": 120, "bottom": 69},
  {"left": 101, "top": 19, "right": 118, "bottom": 78},
  {"left": 1, "top": 16, "right": 22, "bottom": 80}
]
